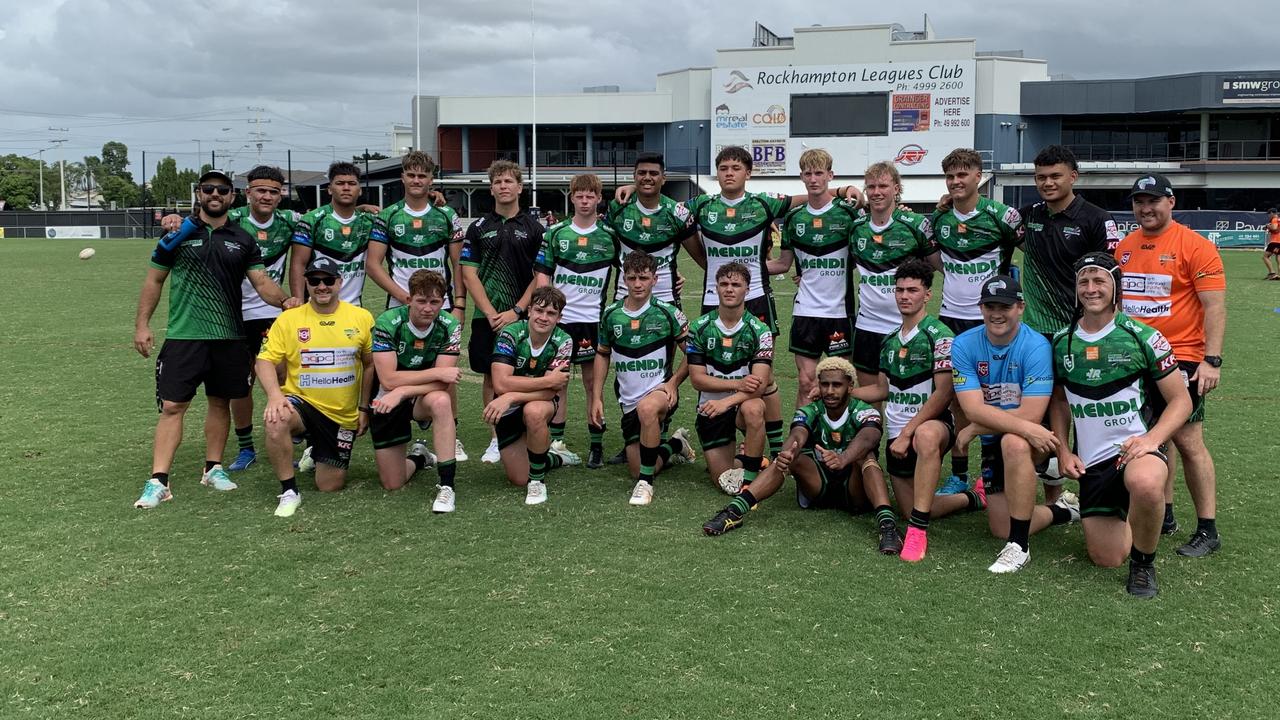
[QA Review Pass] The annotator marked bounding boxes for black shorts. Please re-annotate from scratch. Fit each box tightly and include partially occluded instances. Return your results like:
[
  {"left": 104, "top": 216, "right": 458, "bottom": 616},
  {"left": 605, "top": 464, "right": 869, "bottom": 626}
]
[
  {"left": 789, "top": 316, "right": 854, "bottom": 359},
  {"left": 851, "top": 328, "right": 888, "bottom": 375},
  {"left": 1149, "top": 359, "right": 1206, "bottom": 424},
  {"left": 619, "top": 401, "right": 676, "bottom": 447},
  {"left": 243, "top": 318, "right": 275, "bottom": 357},
  {"left": 494, "top": 398, "right": 558, "bottom": 450},
  {"left": 561, "top": 321, "right": 597, "bottom": 365},
  {"left": 695, "top": 406, "right": 739, "bottom": 450},
  {"left": 155, "top": 339, "right": 253, "bottom": 408},
  {"left": 980, "top": 436, "right": 1006, "bottom": 494},
  {"left": 703, "top": 294, "right": 778, "bottom": 334},
  {"left": 884, "top": 413, "right": 956, "bottom": 479},
  {"left": 468, "top": 317, "right": 497, "bottom": 375},
  {"left": 1266, "top": 242, "right": 1280, "bottom": 254},
  {"left": 288, "top": 396, "right": 354, "bottom": 469},
  {"left": 795, "top": 451, "right": 859, "bottom": 511},
  {"left": 370, "top": 398, "right": 418, "bottom": 450},
  {"left": 1079, "top": 451, "right": 1168, "bottom": 520},
  {"left": 940, "top": 315, "right": 983, "bottom": 336}
]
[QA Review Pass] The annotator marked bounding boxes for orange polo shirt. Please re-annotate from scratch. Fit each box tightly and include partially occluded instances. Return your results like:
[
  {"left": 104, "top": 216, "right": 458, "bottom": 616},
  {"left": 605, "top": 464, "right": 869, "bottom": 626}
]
[{"left": 1114, "top": 221, "right": 1225, "bottom": 363}]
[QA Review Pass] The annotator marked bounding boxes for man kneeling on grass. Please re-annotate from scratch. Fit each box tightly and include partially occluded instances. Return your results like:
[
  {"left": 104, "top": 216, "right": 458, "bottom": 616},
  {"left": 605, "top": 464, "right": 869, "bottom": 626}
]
[
  {"left": 484, "top": 286, "right": 578, "bottom": 505},
  {"left": 1050, "top": 252, "right": 1191, "bottom": 598},
  {"left": 589, "top": 251, "right": 694, "bottom": 506},
  {"left": 368, "top": 270, "right": 462, "bottom": 513},
  {"left": 702, "top": 357, "right": 902, "bottom": 554}
]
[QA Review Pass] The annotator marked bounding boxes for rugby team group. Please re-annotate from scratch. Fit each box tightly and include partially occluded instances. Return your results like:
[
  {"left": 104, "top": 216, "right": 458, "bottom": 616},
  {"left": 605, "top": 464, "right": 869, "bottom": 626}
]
[{"left": 131, "top": 141, "right": 1228, "bottom": 598}]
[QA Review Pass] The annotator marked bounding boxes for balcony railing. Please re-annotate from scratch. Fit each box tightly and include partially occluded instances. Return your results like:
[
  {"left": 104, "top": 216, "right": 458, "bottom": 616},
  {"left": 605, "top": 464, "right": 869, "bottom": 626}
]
[{"left": 1066, "top": 140, "right": 1280, "bottom": 162}]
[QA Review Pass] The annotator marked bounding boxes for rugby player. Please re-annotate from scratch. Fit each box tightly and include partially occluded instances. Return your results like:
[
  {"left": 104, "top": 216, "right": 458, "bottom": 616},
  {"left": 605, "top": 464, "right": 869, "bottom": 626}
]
[
  {"left": 485, "top": 286, "right": 577, "bottom": 504},
  {"left": 256, "top": 257, "right": 375, "bottom": 517},
  {"left": 766, "top": 148, "right": 861, "bottom": 412},
  {"left": 1051, "top": 252, "right": 1191, "bottom": 598},
  {"left": 589, "top": 251, "right": 693, "bottom": 505},
  {"left": 367, "top": 151, "right": 470, "bottom": 461},
  {"left": 535, "top": 173, "right": 620, "bottom": 465},
  {"left": 930, "top": 148, "right": 1022, "bottom": 495},
  {"left": 368, "top": 270, "right": 462, "bottom": 512},
  {"left": 950, "top": 275, "right": 1078, "bottom": 574},
  {"left": 851, "top": 260, "right": 960, "bottom": 562},
  {"left": 290, "top": 162, "right": 377, "bottom": 307},
  {"left": 1264, "top": 209, "right": 1280, "bottom": 279},
  {"left": 703, "top": 357, "right": 902, "bottom": 555},
  {"left": 133, "top": 170, "right": 296, "bottom": 509},
  {"left": 848, "top": 162, "right": 941, "bottom": 392},
  {"left": 687, "top": 262, "right": 772, "bottom": 493},
  {"left": 460, "top": 160, "right": 544, "bottom": 464},
  {"left": 1115, "top": 174, "right": 1226, "bottom": 556}
]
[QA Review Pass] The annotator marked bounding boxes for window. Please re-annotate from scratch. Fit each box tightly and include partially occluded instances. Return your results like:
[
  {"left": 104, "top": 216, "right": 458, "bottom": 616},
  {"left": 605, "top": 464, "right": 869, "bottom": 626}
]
[{"left": 790, "top": 93, "right": 889, "bottom": 137}]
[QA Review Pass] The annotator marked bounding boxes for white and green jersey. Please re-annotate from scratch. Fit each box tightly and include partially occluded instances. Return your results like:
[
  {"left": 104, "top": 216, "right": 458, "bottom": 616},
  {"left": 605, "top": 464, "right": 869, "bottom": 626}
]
[
  {"left": 1052, "top": 312, "right": 1178, "bottom": 468},
  {"left": 535, "top": 220, "right": 621, "bottom": 324},
  {"left": 370, "top": 201, "right": 464, "bottom": 310},
  {"left": 294, "top": 204, "right": 377, "bottom": 306},
  {"left": 782, "top": 199, "right": 861, "bottom": 318},
  {"left": 791, "top": 399, "right": 882, "bottom": 453},
  {"left": 491, "top": 320, "right": 574, "bottom": 417},
  {"left": 879, "top": 315, "right": 954, "bottom": 437},
  {"left": 849, "top": 210, "right": 936, "bottom": 334},
  {"left": 685, "top": 311, "right": 774, "bottom": 404},
  {"left": 605, "top": 196, "right": 693, "bottom": 303},
  {"left": 231, "top": 207, "right": 298, "bottom": 321},
  {"left": 684, "top": 191, "right": 793, "bottom": 305},
  {"left": 370, "top": 305, "right": 462, "bottom": 399},
  {"left": 598, "top": 298, "right": 688, "bottom": 413},
  {"left": 932, "top": 197, "right": 1021, "bottom": 321}
]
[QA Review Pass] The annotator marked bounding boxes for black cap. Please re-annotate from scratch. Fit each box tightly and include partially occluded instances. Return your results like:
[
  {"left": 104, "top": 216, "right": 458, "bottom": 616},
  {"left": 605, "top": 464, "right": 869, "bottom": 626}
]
[
  {"left": 198, "top": 168, "right": 234, "bottom": 185},
  {"left": 1128, "top": 174, "right": 1174, "bottom": 199},
  {"left": 980, "top": 275, "right": 1022, "bottom": 305},
  {"left": 305, "top": 256, "right": 342, "bottom": 277}
]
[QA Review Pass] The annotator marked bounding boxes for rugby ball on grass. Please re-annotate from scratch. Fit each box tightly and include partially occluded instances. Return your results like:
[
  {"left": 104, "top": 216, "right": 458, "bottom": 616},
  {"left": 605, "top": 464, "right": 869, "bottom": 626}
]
[{"left": 78, "top": 247, "right": 96, "bottom": 260}]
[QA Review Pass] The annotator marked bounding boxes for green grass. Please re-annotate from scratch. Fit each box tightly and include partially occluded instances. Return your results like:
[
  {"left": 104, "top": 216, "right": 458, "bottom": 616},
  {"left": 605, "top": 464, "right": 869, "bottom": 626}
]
[{"left": 1, "top": 238, "right": 1277, "bottom": 718}]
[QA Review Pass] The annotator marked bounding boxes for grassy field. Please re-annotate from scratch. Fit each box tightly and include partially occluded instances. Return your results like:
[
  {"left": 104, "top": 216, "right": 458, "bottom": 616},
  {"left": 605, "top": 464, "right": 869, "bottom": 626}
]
[{"left": 1, "top": 238, "right": 1277, "bottom": 718}]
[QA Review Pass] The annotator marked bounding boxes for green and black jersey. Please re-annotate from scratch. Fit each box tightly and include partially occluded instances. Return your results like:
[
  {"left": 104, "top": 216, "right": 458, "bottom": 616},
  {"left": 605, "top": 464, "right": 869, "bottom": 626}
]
[
  {"left": 685, "top": 311, "right": 774, "bottom": 405},
  {"left": 684, "top": 191, "right": 793, "bottom": 306},
  {"left": 1018, "top": 196, "right": 1122, "bottom": 335},
  {"left": 535, "top": 219, "right": 621, "bottom": 324},
  {"left": 150, "top": 220, "right": 264, "bottom": 340},
  {"left": 849, "top": 210, "right": 936, "bottom": 333},
  {"left": 931, "top": 197, "right": 1020, "bottom": 322},
  {"left": 294, "top": 204, "right": 377, "bottom": 306},
  {"left": 460, "top": 211, "right": 544, "bottom": 319},
  {"left": 604, "top": 196, "right": 693, "bottom": 303},
  {"left": 597, "top": 299, "right": 688, "bottom": 413},
  {"left": 490, "top": 320, "right": 575, "bottom": 417},
  {"left": 781, "top": 199, "right": 861, "bottom": 318},
  {"left": 878, "top": 315, "right": 954, "bottom": 438},
  {"left": 229, "top": 207, "right": 297, "bottom": 321},
  {"left": 371, "top": 306, "right": 462, "bottom": 396},
  {"left": 371, "top": 201, "right": 464, "bottom": 310},
  {"left": 1052, "top": 312, "right": 1178, "bottom": 467},
  {"left": 791, "top": 399, "right": 882, "bottom": 453}
]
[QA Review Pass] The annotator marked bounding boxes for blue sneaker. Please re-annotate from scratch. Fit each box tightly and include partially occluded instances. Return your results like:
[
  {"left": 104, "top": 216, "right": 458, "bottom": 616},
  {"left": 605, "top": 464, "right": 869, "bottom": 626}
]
[
  {"left": 936, "top": 474, "right": 968, "bottom": 496},
  {"left": 228, "top": 448, "right": 257, "bottom": 471}
]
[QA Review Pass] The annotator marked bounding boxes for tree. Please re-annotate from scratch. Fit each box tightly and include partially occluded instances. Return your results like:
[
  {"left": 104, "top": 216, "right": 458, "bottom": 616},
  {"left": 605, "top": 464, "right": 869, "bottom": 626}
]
[
  {"left": 353, "top": 151, "right": 389, "bottom": 162},
  {"left": 0, "top": 154, "right": 40, "bottom": 209},
  {"left": 97, "top": 175, "right": 139, "bottom": 208},
  {"left": 101, "top": 141, "right": 133, "bottom": 181},
  {"left": 151, "top": 156, "right": 183, "bottom": 205}
]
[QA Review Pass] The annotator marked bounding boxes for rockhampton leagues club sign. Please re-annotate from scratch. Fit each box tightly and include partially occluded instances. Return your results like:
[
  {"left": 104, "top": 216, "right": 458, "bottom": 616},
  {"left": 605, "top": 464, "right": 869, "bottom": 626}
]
[{"left": 710, "top": 60, "right": 976, "bottom": 176}]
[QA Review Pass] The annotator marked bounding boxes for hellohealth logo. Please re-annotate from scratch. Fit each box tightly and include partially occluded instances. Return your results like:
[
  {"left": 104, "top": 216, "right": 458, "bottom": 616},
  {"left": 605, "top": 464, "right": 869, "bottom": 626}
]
[
  {"left": 714, "top": 103, "right": 749, "bottom": 130},
  {"left": 723, "top": 70, "right": 753, "bottom": 94}
]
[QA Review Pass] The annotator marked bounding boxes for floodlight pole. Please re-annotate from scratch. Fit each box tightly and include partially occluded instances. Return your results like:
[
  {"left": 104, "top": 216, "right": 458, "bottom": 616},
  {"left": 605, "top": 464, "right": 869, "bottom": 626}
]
[{"left": 530, "top": 0, "right": 538, "bottom": 207}]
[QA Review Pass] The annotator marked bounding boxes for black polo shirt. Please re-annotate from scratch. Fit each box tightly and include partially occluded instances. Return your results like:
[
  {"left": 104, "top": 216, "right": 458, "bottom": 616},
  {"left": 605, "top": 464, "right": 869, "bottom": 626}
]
[
  {"left": 459, "top": 210, "right": 544, "bottom": 317},
  {"left": 1016, "top": 194, "right": 1122, "bottom": 335}
]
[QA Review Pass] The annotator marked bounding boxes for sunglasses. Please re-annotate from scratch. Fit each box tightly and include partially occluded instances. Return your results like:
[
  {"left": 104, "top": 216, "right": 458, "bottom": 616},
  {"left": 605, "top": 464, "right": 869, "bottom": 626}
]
[
  {"left": 199, "top": 184, "right": 233, "bottom": 196},
  {"left": 305, "top": 275, "right": 337, "bottom": 287}
]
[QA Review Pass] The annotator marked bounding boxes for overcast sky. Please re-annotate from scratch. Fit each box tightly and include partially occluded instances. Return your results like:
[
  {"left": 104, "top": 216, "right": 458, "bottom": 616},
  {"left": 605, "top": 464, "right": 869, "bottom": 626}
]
[{"left": 0, "top": 0, "right": 1271, "bottom": 177}]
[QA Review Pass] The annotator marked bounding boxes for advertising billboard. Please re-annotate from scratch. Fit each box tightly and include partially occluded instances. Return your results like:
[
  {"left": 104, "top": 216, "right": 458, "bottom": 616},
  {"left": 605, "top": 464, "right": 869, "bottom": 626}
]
[{"left": 711, "top": 60, "right": 976, "bottom": 176}]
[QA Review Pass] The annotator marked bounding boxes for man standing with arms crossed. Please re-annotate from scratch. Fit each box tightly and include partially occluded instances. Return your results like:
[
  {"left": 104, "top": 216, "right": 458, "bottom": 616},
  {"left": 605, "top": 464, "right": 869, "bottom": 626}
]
[
  {"left": 367, "top": 151, "right": 469, "bottom": 462},
  {"left": 133, "top": 170, "right": 295, "bottom": 508},
  {"left": 1115, "top": 174, "right": 1226, "bottom": 557},
  {"left": 461, "top": 160, "right": 544, "bottom": 464}
]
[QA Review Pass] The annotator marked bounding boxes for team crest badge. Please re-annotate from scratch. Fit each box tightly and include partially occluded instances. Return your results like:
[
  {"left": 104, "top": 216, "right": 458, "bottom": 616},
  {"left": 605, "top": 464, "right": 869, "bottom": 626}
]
[
  {"left": 1120, "top": 251, "right": 1131, "bottom": 265},
  {"left": 559, "top": 236, "right": 571, "bottom": 252},
  {"left": 623, "top": 218, "right": 634, "bottom": 232},
  {"left": 394, "top": 224, "right": 405, "bottom": 236},
  {"left": 613, "top": 324, "right": 623, "bottom": 338},
  {"left": 977, "top": 361, "right": 989, "bottom": 376},
  {"left": 323, "top": 228, "right": 334, "bottom": 241},
  {"left": 939, "top": 225, "right": 950, "bottom": 239},
  {"left": 298, "top": 327, "right": 311, "bottom": 342},
  {"left": 795, "top": 223, "right": 805, "bottom": 237},
  {"left": 857, "top": 237, "right": 867, "bottom": 252},
  {"left": 1063, "top": 354, "right": 1075, "bottom": 372},
  {"left": 707, "top": 211, "right": 718, "bottom": 224}
]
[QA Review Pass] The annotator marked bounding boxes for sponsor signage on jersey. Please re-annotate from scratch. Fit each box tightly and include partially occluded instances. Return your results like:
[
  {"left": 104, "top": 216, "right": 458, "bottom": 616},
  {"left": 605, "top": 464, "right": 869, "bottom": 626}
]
[{"left": 711, "top": 60, "right": 974, "bottom": 176}]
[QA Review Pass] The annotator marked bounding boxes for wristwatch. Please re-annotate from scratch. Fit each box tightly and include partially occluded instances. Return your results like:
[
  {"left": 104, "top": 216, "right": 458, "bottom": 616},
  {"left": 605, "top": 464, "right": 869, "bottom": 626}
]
[
  {"left": 514, "top": 305, "right": 527, "bottom": 319},
  {"left": 1203, "top": 355, "right": 1222, "bottom": 368}
]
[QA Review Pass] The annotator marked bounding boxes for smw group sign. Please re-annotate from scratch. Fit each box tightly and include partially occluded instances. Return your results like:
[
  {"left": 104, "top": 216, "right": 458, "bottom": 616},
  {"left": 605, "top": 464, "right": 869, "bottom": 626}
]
[{"left": 710, "top": 60, "right": 976, "bottom": 177}]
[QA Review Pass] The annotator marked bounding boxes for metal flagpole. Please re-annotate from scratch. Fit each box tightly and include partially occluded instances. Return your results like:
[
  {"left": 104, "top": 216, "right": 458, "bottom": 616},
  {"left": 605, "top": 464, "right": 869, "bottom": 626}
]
[
  {"left": 530, "top": 0, "right": 537, "bottom": 211},
  {"left": 416, "top": 0, "right": 422, "bottom": 152}
]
